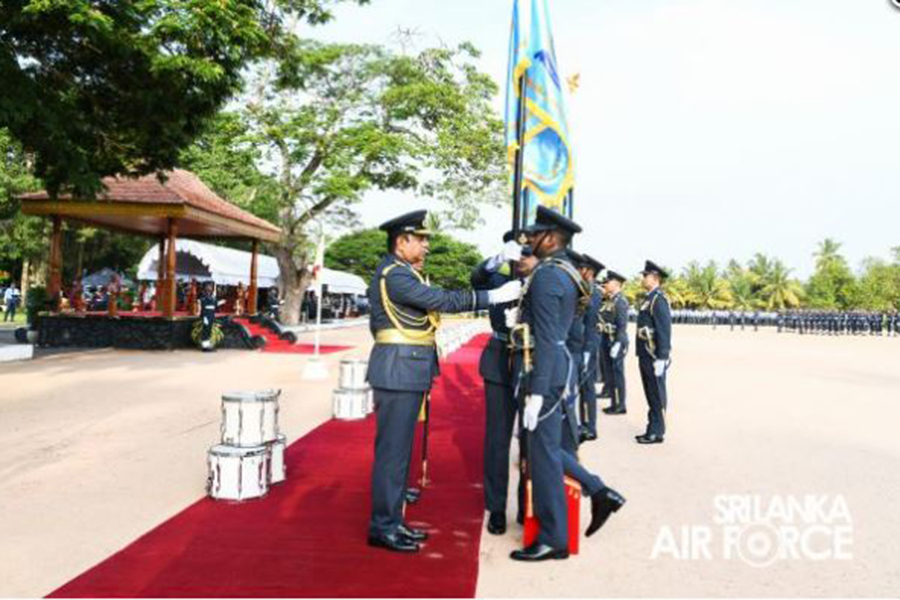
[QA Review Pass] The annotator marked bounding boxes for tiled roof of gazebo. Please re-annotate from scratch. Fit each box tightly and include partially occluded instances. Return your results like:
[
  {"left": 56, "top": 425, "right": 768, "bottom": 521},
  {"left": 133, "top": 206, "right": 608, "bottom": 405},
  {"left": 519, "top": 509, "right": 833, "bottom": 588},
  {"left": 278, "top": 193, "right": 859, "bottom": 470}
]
[{"left": 20, "top": 169, "right": 280, "bottom": 242}]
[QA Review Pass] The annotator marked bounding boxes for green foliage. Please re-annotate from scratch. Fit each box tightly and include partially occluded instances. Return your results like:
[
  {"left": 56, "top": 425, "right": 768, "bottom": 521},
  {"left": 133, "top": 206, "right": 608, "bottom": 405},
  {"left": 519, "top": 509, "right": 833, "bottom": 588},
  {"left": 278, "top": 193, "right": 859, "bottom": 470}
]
[
  {"left": 0, "top": 0, "right": 365, "bottom": 196},
  {"left": 324, "top": 229, "right": 386, "bottom": 282},
  {"left": 325, "top": 228, "right": 484, "bottom": 292},
  {"left": 805, "top": 239, "right": 857, "bottom": 310},
  {"left": 0, "top": 128, "right": 45, "bottom": 278},
  {"left": 220, "top": 39, "right": 505, "bottom": 323},
  {"left": 680, "top": 261, "right": 732, "bottom": 309},
  {"left": 422, "top": 233, "right": 484, "bottom": 290},
  {"left": 24, "top": 284, "right": 47, "bottom": 325}
]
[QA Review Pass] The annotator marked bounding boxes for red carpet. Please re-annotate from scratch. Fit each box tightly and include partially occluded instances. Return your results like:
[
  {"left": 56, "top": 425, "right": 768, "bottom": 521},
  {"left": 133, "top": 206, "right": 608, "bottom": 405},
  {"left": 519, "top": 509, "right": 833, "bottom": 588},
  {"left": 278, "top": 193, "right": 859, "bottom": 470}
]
[
  {"left": 237, "top": 318, "right": 353, "bottom": 354},
  {"left": 49, "top": 334, "right": 491, "bottom": 598}
]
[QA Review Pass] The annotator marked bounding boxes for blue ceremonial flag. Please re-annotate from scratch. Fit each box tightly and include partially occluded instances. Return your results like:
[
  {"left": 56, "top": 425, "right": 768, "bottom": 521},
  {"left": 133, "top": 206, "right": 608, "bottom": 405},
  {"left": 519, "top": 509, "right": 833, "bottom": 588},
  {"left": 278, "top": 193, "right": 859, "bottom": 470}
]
[{"left": 504, "top": 0, "right": 574, "bottom": 229}]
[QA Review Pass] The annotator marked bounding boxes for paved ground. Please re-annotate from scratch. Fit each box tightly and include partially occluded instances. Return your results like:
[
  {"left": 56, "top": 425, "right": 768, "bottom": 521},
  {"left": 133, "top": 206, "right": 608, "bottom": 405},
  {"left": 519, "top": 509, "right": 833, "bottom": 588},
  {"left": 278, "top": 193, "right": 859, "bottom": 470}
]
[{"left": 1, "top": 325, "right": 898, "bottom": 597}]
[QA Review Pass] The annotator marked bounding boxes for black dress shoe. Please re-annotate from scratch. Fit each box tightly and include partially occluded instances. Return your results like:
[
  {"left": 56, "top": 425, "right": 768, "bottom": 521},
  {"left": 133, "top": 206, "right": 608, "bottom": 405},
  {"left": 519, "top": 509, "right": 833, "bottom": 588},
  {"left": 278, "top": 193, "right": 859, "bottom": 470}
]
[
  {"left": 581, "top": 430, "right": 598, "bottom": 442},
  {"left": 368, "top": 532, "right": 420, "bottom": 553},
  {"left": 510, "top": 543, "right": 569, "bottom": 562},
  {"left": 405, "top": 487, "right": 421, "bottom": 504},
  {"left": 603, "top": 405, "right": 626, "bottom": 415},
  {"left": 586, "top": 487, "right": 626, "bottom": 537},
  {"left": 487, "top": 512, "right": 507, "bottom": 535},
  {"left": 635, "top": 433, "right": 664, "bottom": 444},
  {"left": 397, "top": 522, "right": 428, "bottom": 541}
]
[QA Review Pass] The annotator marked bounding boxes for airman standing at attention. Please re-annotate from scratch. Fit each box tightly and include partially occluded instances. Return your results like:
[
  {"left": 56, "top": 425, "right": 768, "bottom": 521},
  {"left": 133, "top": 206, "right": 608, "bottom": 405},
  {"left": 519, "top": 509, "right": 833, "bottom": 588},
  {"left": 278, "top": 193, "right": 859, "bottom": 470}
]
[
  {"left": 576, "top": 254, "right": 604, "bottom": 442},
  {"left": 601, "top": 270, "right": 630, "bottom": 416},
  {"left": 635, "top": 260, "right": 672, "bottom": 445}
]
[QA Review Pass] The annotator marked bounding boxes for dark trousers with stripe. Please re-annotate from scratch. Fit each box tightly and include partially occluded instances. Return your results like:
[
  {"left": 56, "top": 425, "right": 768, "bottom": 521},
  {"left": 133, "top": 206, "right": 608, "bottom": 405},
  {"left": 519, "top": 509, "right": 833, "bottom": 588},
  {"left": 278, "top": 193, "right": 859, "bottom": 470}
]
[
  {"left": 369, "top": 389, "right": 424, "bottom": 537},
  {"left": 610, "top": 352, "right": 627, "bottom": 410},
  {"left": 639, "top": 356, "right": 668, "bottom": 437},
  {"left": 526, "top": 401, "right": 568, "bottom": 549},
  {"left": 483, "top": 381, "right": 517, "bottom": 514},
  {"left": 581, "top": 351, "right": 599, "bottom": 435},
  {"left": 561, "top": 398, "right": 604, "bottom": 496}
]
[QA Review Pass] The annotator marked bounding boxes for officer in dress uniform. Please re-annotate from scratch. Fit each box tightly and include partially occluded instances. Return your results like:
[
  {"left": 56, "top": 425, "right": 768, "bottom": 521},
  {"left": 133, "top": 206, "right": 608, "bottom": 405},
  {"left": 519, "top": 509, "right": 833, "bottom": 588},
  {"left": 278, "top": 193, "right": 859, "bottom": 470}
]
[
  {"left": 366, "top": 210, "right": 522, "bottom": 553},
  {"left": 471, "top": 231, "right": 538, "bottom": 536},
  {"left": 509, "top": 207, "right": 624, "bottom": 562},
  {"left": 576, "top": 253, "right": 604, "bottom": 442},
  {"left": 601, "top": 270, "right": 629, "bottom": 416},
  {"left": 635, "top": 260, "right": 672, "bottom": 444}
]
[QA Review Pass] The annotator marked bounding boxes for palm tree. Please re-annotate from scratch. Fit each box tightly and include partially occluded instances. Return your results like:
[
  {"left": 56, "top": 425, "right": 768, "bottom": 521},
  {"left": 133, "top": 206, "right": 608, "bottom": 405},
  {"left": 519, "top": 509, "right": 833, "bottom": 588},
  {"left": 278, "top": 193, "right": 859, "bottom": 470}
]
[
  {"left": 748, "top": 253, "right": 773, "bottom": 286},
  {"left": 683, "top": 261, "right": 732, "bottom": 309},
  {"left": 813, "top": 238, "right": 844, "bottom": 270},
  {"left": 664, "top": 277, "right": 691, "bottom": 309},
  {"left": 760, "top": 260, "right": 804, "bottom": 309}
]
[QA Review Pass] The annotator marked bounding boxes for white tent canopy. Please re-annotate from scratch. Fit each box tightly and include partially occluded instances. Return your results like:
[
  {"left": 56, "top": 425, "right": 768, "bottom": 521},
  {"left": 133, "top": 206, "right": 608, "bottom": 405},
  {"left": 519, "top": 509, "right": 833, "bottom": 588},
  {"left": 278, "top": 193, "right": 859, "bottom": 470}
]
[{"left": 136, "top": 238, "right": 367, "bottom": 294}]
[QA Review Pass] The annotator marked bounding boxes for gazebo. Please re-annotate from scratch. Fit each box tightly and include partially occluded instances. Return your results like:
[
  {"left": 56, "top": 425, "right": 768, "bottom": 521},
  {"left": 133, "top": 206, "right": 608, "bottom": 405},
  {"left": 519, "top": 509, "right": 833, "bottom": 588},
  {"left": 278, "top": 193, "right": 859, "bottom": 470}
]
[
  {"left": 20, "top": 169, "right": 280, "bottom": 317},
  {"left": 19, "top": 169, "right": 281, "bottom": 349}
]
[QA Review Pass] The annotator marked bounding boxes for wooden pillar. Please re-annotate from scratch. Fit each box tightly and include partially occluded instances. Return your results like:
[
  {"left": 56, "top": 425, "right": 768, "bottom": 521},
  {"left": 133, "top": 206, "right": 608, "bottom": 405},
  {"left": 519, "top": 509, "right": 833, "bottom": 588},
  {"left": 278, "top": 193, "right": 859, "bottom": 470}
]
[
  {"left": 248, "top": 239, "right": 259, "bottom": 316},
  {"left": 47, "top": 216, "right": 63, "bottom": 310},
  {"left": 155, "top": 236, "right": 165, "bottom": 312},
  {"left": 163, "top": 219, "right": 177, "bottom": 318}
]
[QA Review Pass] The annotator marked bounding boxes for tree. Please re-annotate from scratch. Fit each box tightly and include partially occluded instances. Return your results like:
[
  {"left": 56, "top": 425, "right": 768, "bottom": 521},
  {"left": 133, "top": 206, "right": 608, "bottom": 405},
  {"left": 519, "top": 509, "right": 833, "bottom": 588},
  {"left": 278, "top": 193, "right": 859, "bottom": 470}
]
[
  {"left": 682, "top": 261, "right": 732, "bottom": 309},
  {"left": 325, "top": 228, "right": 484, "bottom": 291},
  {"left": 0, "top": 0, "right": 364, "bottom": 196},
  {"left": 0, "top": 128, "right": 44, "bottom": 294},
  {"left": 855, "top": 257, "right": 900, "bottom": 311},
  {"left": 324, "top": 229, "right": 386, "bottom": 282},
  {"left": 227, "top": 40, "right": 505, "bottom": 324},
  {"left": 806, "top": 238, "right": 856, "bottom": 309},
  {"left": 759, "top": 260, "right": 803, "bottom": 310},
  {"left": 724, "top": 260, "right": 758, "bottom": 310}
]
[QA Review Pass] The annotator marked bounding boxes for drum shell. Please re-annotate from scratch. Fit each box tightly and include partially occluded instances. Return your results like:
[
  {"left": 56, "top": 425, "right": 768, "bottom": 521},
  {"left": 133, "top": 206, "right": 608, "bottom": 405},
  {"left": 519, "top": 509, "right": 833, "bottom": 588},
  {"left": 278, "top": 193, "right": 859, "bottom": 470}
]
[
  {"left": 267, "top": 434, "right": 287, "bottom": 485},
  {"left": 332, "top": 389, "right": 368, "bottom": 420},
  {"left": 338, "top": 359, "right": 369, "bottom": 391},
  {"left": 207, "top": 444, "right": 269, "bottom": 501},
  {"left": 221, "top": 390, "right": 280, "bottom": 447}
]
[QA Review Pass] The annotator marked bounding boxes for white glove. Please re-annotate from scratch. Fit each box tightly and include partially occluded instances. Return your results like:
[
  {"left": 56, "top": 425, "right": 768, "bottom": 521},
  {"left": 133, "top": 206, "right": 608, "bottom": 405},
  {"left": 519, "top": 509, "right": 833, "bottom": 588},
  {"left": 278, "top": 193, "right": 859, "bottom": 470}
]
[
  {"left": 203, "top": 317, "right": 210, "bottom": 326},
  {"left": 487, "top": 279, "right": 522, "bottom": 305},
  {"left": 523, "top": 394, "right": 543, "bottom": 431},
  {"left": 610, "top": 342, "right": 621, "bottom": 359},
  {"left": 501, "top": 240, "right": 522, "bottom": 263},
  {"left": 654, "top": 359, "right": 667, "bottom": 377},
  {"left": 583, "top": 352, "right": 591, "bottom": 367},
  {"left": 504, "top": 307, "right": 519, "bottom": 328}
]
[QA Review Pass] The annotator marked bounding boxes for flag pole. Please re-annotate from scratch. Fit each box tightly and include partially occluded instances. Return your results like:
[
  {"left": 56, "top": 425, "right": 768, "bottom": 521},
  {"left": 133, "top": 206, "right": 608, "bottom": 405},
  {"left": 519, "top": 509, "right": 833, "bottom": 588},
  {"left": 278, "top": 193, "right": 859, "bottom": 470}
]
[
  {"left": 511, "top": 73, "right": 528, "bottom": 234},
  {"left": 313, "top": 236, "right": 323, "bottom": 359},
  {"left": 302, "top": 231, "right": 328, "bottom": 380}
]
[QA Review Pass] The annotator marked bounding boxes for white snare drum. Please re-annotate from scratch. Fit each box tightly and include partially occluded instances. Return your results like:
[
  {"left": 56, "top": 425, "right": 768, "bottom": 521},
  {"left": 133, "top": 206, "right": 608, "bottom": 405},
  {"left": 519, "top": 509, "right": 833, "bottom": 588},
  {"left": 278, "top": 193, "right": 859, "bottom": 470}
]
[
  {"left": 339, "top": 359, "right": 369, "bottom": 391},
  {"left": 267, "top": 434, "right": 287, "bottom": 485},
  {"left": 207, "top": 444, "right": 269, "bottom": 501},
  {"left": 333, "top": 389, "right": 368, "bottom": 420},
  {"left": 221, "top": 389, "right": 280, "bottom": 447}
]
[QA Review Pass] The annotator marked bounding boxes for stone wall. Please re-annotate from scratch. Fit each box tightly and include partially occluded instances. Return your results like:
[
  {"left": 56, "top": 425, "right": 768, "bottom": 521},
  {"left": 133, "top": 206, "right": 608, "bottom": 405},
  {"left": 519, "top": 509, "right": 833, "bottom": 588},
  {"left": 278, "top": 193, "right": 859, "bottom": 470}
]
[{"left": 36, "top": 314, "right": 260, "bottom": 350}]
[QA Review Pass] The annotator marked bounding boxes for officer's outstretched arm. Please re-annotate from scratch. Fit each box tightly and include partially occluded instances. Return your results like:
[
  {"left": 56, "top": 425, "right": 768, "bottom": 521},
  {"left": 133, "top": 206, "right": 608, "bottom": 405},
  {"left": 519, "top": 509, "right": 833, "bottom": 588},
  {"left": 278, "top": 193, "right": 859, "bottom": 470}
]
[
  {"left": 653, "top": 295, "right": 672, "bottom": 360},
  {"left": 388, "top": 268, "right": 488, "bottom": 313}
]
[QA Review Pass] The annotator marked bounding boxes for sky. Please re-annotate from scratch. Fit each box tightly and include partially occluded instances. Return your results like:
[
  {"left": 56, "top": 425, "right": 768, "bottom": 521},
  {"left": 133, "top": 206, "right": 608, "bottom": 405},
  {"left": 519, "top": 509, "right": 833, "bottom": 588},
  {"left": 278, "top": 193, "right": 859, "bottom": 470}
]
[{"left": 303, "top": 0, "right": 900, "bottom": 278}]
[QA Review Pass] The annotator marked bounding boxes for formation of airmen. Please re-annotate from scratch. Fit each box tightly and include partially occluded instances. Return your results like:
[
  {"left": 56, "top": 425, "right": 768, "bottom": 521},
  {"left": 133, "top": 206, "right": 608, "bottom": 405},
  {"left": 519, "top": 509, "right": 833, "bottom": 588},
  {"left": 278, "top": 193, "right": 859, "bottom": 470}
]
[
  {"left": 662, "top": 308, "right": 899, "bottom": 336},
  {"left": 364, "top": 207, "right": 673, "bottom": 562},
  {"left": 778, "top": 310, "right": 899, "bottom": 336}
]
